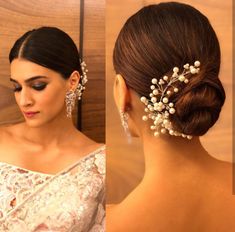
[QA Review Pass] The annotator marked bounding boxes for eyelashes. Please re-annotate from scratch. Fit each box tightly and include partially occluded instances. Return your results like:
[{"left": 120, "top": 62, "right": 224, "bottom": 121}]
[
  {"left": 32, "top": 83, "right": 47, "bottom": 91},
  {"left": 13, "top": 83, "right": 48, "bottom": 92}
]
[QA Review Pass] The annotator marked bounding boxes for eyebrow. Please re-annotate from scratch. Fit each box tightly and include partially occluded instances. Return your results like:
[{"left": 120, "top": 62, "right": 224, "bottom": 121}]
[{"left": 10, "top": 76, "right": 49, "bottom": 83}]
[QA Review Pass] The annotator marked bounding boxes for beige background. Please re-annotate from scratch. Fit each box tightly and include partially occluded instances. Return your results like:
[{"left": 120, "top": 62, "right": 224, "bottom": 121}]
[
  {"left": 0, "top": 0, "right": 105, "bottom": 143},
  {"left": 106, "top": 0, "right": 232, "bottom": 203}
]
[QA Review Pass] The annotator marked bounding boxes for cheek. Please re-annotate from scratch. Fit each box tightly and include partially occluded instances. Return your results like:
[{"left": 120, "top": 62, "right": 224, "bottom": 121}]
[{"left": 36, "top": 87, "right": 66, "bottom": 110}]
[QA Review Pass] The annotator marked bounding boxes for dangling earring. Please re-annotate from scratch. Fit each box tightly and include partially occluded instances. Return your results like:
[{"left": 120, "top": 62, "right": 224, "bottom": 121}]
[
  {"left": 119, "top": 109, "right": 131, "bottom": 142},
  {"left": 65, "top": 90, "right": 76, "bottom": 118}
]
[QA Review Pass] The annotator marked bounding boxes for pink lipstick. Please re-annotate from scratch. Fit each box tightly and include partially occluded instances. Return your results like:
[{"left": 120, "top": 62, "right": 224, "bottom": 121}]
[{"left": 23, "top": 111, "right": 39, "bottom": 118}]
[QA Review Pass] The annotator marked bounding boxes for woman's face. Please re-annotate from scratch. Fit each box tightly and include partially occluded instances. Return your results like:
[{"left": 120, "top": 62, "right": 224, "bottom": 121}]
[{"left": 10, "top": 58, "right": 69, "bottom": 127}]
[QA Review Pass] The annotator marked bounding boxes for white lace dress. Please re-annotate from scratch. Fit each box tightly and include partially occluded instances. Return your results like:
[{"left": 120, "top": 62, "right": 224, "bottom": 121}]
[{"left": 0, "top": 146, "right": 105, "bottom": 232}]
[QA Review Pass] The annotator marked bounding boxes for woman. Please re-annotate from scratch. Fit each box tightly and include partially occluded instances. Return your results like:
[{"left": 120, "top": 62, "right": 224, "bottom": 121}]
[
  {"left": 107, "top": 2, "right": 235, "bottom": 231},
  {"left": 0, "top": 27, "right": 105, "bottom": 231}
]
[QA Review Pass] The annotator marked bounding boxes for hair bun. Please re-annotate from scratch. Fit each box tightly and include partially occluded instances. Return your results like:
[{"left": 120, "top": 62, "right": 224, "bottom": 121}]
[{"left": 172, "top": 80, "right": 225, "bottom": 136}]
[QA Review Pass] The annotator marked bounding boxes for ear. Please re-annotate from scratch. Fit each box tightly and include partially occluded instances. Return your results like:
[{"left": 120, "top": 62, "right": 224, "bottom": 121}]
[
  {"left": 113, "top": 74, "right": 131, "bottom": 112},
  {"left": 68, "top": 71, "right": 80, "bottom": 91}
]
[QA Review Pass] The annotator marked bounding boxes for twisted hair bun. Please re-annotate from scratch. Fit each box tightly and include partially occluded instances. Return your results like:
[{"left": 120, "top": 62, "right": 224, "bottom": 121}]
[{"left": 172, "top": 75, "right": 225, "bottom": 136}]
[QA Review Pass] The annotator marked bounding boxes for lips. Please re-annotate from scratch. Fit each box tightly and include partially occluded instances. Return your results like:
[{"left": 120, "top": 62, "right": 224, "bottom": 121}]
[{"left": 23, "top": 111, "right": 39, "bottom": 118}]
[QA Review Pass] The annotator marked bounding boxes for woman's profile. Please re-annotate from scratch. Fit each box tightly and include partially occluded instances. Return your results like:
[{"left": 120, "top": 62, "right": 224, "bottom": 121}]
[
  {"left": 107, "top": 2, "right": 234, "bottom": 231},
  {"left": 0, "top": 27, "right": 105, "bottom": 231}
]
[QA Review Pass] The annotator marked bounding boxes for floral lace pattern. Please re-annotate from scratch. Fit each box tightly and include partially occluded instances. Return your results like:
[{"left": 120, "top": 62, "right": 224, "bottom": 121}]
[{"left": 0, "top": 146, "right": 105, "bottom": 232}]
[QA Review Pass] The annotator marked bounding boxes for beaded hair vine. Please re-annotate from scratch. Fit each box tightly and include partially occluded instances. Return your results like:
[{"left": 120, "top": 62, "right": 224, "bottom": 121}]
[
  {"left": 76, "top": 61, "right": 88, "bottom": 100},
  {"left": 140, "top": 61, "right": 200, "bottom": 139}
]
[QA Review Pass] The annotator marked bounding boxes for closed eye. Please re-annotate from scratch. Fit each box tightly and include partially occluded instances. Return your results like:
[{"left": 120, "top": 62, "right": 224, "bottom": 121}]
[
  {"left": 32, "top": 83, "right": 47, "bottom": 91},
  {"left": 13, "top": 84, "right": 22, "bottom": 92}
]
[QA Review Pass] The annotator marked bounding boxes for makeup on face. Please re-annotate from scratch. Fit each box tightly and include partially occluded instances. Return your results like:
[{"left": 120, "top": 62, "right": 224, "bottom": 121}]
[{"left": 10, "top": 76, "right": 50, "bottom": 92}]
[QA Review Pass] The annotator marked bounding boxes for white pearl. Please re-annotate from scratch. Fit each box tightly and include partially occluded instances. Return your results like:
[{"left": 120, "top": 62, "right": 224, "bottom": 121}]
[
  {"left": 152, "top": 78, "right": 157, "bottom": 84},
  {"left": 154, "top": 120, "right": 158, "bottom": 125},
  {"left": 183, "top": 64, "right": 189, "bottom": 69},
  {"left": 187, "top": 135, "right": 193, "bottom": 139},
  {"left": 151, "top": 97, "right": 157, "bottom": 103},
  {"left": 163, "top": 76, "right": 168, "bottom": 81},
  {"left": 149, "top": 93, "right": 154, "bottom": 97},
  {"left": 161, "top": 128, "right": 167, "bottom": 134},
  {"left": 169, "top": 108, "right": 175, "bottom": 114},
  {"left": 163, "top": 97, "right": 168, "bottom": 103},
  {"left": 169, "top": 102, "right": 174, "bottom": 107},
  {"left": 172, "top": 73, "right": 178, "bottom": 78},
  {"left": 184, "top": 79, "right": 189, "bottom": 83},
  {"left": 144, "top": 108, "right": 149, "bottom": 112},
  {"left": 174, "top": 88, "right": 179, "bottom": 93},
  {"left": 173, "top": 67, "right": 179, "bottom": 73},
  {"left": 178, "top": 75, "right": 185, "bottom": 82},
  {"left": 150, "top": 125, "right": 156, "bottom": 130},
  {"left": 153, "top": 89, "right": 159, "bottom": 95},
  {"left": 163, "top": 119, "right": 169, "bottom": 125},
  {"left": 194, "top": 61, "right": 200, "bottom": 67},
  {"left": 150, "top": 85, "right": 155, "bottom": 90},
  {"left": 167, "top": 90, "right": 171, "bottom": 95},
  {"left": 142, "top": 115, "right": 148, "bottom": 121},
  {"left": 169, "top": 130, "right": 174, "bottom": 135},
  {"left": 140, "top": 96, "right": 146, "bottom": 103},
  {"left": 190, "top": 68, "right": 197, "bottom": 74},
  {"left": 158, "top": 102, "right": 163, "bottom": 106},
  {"left": 154, "top": 131, "right": 160, "bottom": 137}
]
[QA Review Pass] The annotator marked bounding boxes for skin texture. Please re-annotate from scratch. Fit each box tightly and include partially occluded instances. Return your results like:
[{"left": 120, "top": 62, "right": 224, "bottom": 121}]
[
  {"left": 0, "top": 58, "right": 101, "bottom": 175},
  {"left": 107, "top": 74, "right": 235, "bottom": 232}
]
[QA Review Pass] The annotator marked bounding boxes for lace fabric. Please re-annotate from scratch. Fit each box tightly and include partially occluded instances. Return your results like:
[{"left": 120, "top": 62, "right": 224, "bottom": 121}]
[{"left": 0, "top": 146, "right": 105, "bottom": 232}]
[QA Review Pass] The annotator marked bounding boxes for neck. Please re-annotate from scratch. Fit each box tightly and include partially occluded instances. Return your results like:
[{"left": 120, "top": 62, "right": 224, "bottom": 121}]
[
  {"left": 141, "top": 132, "right": 213, "bottom": 181},
  {"left": 20, "top": 110, "right": 77, "bottom": 147}
]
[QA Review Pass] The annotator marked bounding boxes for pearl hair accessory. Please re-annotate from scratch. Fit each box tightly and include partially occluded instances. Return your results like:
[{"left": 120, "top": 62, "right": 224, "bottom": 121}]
[
  {"left": 140, "top": 61, "right": 200, "bottom": 139},
  {"left": 76, "top": 61, "right": 88, "bottom": 100}
]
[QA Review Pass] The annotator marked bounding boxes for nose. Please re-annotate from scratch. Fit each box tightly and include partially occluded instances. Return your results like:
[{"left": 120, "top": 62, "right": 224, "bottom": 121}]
[{"left": 18, "top": 88, "right": 34, "bottom": 107}]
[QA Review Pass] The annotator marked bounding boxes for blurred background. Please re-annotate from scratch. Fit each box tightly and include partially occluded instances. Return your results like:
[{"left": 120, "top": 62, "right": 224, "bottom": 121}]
[
  {"left": 0, "top": 0, "right": 105, "bottom": 143},
  {"left": 106, "top": 0, "right": 232, "bottom": 203}
]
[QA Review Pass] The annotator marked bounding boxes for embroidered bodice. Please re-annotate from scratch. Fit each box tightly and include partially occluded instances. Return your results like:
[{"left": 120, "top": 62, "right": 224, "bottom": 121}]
[{"left": 0, "top": 146, "right": 105, "bottom": 232}]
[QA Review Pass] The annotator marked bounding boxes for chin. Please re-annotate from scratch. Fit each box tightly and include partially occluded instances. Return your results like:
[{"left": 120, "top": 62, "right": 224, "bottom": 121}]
[{"left": 24, "top": 119, "right": 47, "bottom": 128}]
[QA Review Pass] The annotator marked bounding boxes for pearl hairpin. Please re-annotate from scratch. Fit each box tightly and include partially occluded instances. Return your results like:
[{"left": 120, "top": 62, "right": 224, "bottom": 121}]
[{"left": 140, "top": 61, "right": 200, "bottom": 139}]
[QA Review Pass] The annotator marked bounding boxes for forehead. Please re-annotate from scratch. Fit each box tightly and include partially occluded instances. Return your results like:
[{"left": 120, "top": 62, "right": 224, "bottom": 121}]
[{"left": 10, "top": 58, "right": 62, "bottom": 82}]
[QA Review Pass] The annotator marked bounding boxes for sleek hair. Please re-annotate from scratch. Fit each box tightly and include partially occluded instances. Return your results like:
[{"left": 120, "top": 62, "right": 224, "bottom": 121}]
[
  {"left": 9, "top": 26, "right": 82, "bottom": 79},
  {"left": 113, "top": 2, "right": 225, "bottom": 136}
]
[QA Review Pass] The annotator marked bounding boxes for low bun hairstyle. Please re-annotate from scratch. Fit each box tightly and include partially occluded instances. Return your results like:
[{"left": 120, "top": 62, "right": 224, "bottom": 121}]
[
  {"left": 113, "top": 2, "right": 225, "bottom": 136},
  {"left": 9, "top": 26, "right": 83, "bottom": 79}
]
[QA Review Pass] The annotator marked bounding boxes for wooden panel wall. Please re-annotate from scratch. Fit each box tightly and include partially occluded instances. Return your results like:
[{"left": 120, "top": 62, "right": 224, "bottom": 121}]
[
  {"left": 82, "top": 0, "right": 105, "bottom": 142},
  {"left": 106, "top": 0, "right": 232, "bottom": 203},
  {"left": 0, "top": 0, "right": 105, "bottom": 143}
]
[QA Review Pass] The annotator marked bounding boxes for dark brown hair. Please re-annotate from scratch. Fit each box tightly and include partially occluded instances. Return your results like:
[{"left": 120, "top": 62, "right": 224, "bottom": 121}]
[
  {"left": 113, "top": 2, "right": 225, "bottom": 136},
  {"left": 9, "top": 27, "right": 82, "bottom": 79}
]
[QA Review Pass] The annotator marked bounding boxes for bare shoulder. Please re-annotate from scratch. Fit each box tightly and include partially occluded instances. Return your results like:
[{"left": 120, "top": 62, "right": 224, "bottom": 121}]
[{"left": 208, "top": 156, "right": 232, "bottom": 185}]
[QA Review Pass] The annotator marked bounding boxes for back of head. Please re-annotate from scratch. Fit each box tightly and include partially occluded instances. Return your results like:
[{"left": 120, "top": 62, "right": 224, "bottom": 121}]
[
  {"left": 9, "top": 26, "right": 82, "bottom": 78},
  {"left": 113, "top": 2, "right": 225, "bottom": 136}
]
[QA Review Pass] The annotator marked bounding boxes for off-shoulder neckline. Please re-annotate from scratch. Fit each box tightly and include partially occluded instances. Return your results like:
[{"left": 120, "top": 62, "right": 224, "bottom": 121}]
[{"left": 0, "top": 145, "right": 105, "bottom": 176}]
